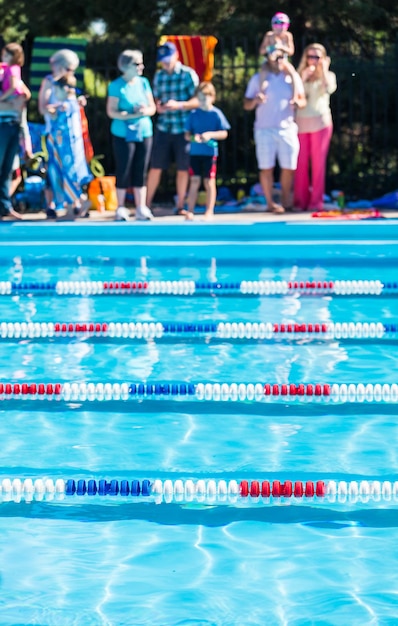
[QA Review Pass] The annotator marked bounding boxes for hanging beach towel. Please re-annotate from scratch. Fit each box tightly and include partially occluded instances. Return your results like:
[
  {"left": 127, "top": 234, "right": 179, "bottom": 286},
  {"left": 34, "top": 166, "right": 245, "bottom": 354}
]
[
  {"left": 158, "top": 35, "right": 218, "bottom": 81},
  {"left": 80, "top": 107, "right": 94, "bottom": 163}
]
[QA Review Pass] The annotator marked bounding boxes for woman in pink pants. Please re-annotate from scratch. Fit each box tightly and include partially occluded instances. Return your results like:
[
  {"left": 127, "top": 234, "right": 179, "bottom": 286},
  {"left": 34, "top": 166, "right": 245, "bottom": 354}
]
[{"left": 294, "top": 44, "right": 337, "bottom": 211}]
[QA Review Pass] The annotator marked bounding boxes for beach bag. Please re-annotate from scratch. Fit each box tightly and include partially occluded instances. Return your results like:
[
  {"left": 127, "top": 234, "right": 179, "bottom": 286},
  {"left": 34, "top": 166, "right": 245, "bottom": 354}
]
[
  {"left": 88, "top": 176, "right": 118, "bottom": 211},
  {"left": 14, "top": 176, "right": 46, "bottom": 211},
  {"left": 372, "top": 191, "right": 398, "bottom": 209}
]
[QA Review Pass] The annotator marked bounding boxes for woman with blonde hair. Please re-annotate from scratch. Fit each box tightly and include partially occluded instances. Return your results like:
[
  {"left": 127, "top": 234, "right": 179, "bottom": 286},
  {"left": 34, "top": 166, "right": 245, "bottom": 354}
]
[{"left": 293, "top": 43, "right": 337, "bottom": 211}]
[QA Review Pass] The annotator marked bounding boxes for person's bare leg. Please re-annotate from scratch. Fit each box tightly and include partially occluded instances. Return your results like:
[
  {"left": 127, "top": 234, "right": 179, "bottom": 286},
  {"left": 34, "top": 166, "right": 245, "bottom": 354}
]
[
  {"left": 280, "top": 168, "right": 295, "bottom": 209},
  {"left": 8, "top": 174, "right": 23, "bottom": 219},
  {"left": 176, "top": 170, "right": 189, "bottom": 212},
  {"left": 259, "top": 168, "right": 275, "bottom": 210},
  {"left": 203, "top": 177, "right": 217, "bottom": 220},
  {"left": 9, "top": 174, "right": 22, "bottom": 197},
  {"left": 186, "top": 175, "right": 200, "bottom": 220},
  {"left": 146, "top": 168, "right": 162, "bottom": 208}
]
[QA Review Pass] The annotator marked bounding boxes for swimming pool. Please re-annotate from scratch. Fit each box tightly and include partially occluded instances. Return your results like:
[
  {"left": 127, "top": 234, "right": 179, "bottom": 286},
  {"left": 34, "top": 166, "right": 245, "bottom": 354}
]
[{"left": 0, "top": 220, "right": 397, "bottom": 625}]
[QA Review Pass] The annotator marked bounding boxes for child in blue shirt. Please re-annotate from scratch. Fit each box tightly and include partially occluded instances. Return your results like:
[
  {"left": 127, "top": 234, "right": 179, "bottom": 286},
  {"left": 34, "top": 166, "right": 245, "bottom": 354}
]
[{"left": 184, "top": 82, "right": 230, "bottom": 220}]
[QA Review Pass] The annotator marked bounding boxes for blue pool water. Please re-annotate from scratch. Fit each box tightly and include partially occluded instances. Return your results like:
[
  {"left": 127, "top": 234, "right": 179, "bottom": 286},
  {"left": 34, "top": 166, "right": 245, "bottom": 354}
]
[{"left": 0, "top": 220, "right": 398, "bottom": 625}]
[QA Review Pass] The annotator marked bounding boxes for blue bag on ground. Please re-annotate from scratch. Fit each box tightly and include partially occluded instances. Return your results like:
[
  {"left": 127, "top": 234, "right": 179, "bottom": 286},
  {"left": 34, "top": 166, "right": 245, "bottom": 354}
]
[{"left": 372, "top": 191, "right": 398, "bottom": 209}]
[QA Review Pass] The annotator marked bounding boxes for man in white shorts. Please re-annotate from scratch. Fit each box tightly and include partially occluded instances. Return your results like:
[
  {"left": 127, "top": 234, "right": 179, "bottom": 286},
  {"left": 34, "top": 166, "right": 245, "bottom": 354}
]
[{"left": 244, "top": 45, "right": 305, "bottom": 213}]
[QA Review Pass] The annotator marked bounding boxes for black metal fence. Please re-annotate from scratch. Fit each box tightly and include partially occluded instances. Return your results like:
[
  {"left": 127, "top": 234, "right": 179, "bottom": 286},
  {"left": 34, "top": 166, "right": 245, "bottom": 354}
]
[{"left": 63, "top": 35, "right": 398, "bottom": 201}]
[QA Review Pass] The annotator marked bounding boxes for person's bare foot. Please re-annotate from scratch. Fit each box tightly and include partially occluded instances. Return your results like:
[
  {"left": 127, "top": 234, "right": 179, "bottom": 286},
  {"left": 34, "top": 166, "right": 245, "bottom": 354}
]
[
  {"left": 270, "top": 204, "right": 285, "bottom": 214},
  {"left": 202, "top": 212, "right": 214, "bottom": 221},
  {"left": 8, "top": 207, "right": 23, "bottom": 220},
  {"left": 184, "top": 211, "right": 194, "bottom": 221}
]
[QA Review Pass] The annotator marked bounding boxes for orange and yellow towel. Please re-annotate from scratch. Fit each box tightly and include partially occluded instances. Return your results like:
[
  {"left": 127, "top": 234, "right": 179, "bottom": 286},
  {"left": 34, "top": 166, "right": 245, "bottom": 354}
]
[{"left": 158, "top": 35, "right": 218, "bottom": 81}]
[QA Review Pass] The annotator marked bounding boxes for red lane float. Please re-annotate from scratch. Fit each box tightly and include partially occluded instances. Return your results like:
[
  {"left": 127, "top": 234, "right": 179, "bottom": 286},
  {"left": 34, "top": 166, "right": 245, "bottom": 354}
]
[{"left": 241, "top": 480, "right": 326, "bottom": 498}]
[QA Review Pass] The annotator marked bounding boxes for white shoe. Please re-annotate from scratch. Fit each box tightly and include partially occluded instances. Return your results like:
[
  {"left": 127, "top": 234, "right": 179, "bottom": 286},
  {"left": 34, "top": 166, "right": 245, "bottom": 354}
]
[
  {"left": 135, "top": 206, "right": 153, "bottom": 221},
  {"left": 115, "top": 207, "right": 130, "bottom": 221}
]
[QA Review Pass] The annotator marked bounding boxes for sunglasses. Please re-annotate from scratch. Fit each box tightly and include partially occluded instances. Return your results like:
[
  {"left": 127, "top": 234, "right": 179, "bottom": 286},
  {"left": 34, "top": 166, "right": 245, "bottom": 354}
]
[
  {"left": 307, "top": 55, "right": 321, "bottom": 60},
  {"left": 273, "top": 20, "right": 286, "bottom": 25}
]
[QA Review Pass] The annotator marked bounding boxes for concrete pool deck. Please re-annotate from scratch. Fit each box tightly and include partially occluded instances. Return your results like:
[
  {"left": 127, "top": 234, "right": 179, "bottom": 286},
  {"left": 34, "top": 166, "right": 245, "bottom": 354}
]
[
  {"left": 2, "top": 205, "right": 398, "bottom": 265},
  {"left": 1, "top": 204, "right": 398, "bottom": 225}
]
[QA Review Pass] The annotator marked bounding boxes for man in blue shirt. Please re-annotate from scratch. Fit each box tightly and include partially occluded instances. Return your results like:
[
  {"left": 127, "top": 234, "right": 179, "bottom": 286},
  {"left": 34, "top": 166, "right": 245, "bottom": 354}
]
[{"left": 146, "top": 42, "right": 199, "bottom": 214}]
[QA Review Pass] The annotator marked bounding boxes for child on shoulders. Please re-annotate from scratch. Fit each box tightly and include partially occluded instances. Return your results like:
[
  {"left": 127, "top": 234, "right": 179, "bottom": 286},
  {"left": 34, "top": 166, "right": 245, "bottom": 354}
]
[
  {"left": 259, "top": 12, "right": 294, "bottom": 58},
  {"left": 184, "top": 82, "right": 230, "bottom": 221}
]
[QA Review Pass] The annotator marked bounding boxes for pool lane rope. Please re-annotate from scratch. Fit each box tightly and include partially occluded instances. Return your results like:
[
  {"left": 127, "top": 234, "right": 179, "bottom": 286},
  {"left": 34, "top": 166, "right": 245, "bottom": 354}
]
[
  {"left": 1, "top": 477, "right": 398, "bottom": 504},
  {"left": 0, "top": 321, "right": 396, "bottom": 340},
  {"left": 1, "top": 279, "right": 397, "bottom": 296},
  {"left": 0, "top": 381, "right": 397, "bottom": 402}
]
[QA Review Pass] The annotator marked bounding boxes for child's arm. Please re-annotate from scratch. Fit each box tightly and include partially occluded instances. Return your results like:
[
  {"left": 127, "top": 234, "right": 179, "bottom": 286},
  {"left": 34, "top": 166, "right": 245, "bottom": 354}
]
[
  {"left": 20, "top": 81, "right": 31, "bottom": 101},
  {"left": 199, "top": 130, "right": 228, "bottom": 143},
  {"left": 185, "top": 130, "right": 208, "bottom": 144},
  {"left": 259, "top": 32, "right": 273, "bottom": 56},
  {"left": 283, "top": 32, "right": 295, "bottom": 57}
]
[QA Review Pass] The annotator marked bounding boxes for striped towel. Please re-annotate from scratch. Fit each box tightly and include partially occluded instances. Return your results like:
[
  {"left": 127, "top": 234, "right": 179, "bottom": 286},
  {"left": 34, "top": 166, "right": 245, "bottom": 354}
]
[
  {"left": 29, "top": 37, "right": 86, "bottom": 97},
  {"left": 159, "top": 35, "right": 218, "bottom": 81}
]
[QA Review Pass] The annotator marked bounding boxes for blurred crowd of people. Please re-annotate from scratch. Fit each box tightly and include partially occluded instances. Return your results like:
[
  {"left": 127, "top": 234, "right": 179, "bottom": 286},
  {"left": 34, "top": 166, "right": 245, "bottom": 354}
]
[{"left": 0, "top": 14, "right": 336, "bottom": 221}]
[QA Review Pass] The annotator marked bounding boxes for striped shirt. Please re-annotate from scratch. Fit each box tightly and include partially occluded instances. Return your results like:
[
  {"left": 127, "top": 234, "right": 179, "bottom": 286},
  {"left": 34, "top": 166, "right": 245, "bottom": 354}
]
[{"left": 153, "top": 61, "right": 199, "bottom": 134}]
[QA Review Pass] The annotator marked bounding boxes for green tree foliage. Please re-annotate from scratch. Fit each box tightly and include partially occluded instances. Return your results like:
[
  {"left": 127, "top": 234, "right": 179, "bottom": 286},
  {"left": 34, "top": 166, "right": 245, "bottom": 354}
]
[{"left": 0, "top": 0, "right": 396, "bottom": 42}]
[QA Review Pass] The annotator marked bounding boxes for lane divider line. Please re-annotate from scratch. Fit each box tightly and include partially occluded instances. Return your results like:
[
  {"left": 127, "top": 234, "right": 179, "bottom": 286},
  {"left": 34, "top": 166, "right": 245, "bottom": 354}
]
[
  {"left": 0, "top": 321, "right": 394, "bottom": 340},
  {"left": 0, "top": 382, "right": 397, "bottom": 402},
  {"left": 0, "top": 477, "right": 397, "bottom": 504},
  {"left": 0, "top": 279, "right": 396, "bottom": 296}
]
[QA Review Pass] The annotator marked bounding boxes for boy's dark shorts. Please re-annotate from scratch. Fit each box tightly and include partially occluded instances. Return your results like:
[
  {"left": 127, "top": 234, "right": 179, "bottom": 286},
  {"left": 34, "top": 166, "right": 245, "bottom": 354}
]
[{"left": 189, "top": 155, "right": 217, "bottom": 179}]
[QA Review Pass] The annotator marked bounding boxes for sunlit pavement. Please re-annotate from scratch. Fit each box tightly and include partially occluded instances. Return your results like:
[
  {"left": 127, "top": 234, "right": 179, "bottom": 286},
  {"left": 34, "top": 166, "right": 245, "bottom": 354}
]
[{"left": 3, "top": 204, "right": 397, "bottom": 224}]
